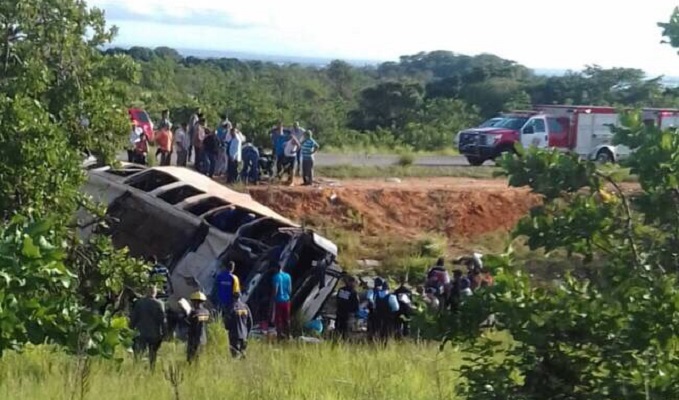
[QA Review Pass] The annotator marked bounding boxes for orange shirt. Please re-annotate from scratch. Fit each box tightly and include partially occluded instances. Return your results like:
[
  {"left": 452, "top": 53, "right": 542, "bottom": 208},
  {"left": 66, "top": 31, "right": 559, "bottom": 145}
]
[{"left": 155, "top": 129, "right": 172, "bottom": 152}]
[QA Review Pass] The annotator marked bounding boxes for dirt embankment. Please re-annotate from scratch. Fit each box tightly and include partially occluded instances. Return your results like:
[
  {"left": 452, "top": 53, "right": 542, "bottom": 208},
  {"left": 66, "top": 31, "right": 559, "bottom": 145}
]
[{"left": 249, "top": 177, "right": 541, "bottom": 239}]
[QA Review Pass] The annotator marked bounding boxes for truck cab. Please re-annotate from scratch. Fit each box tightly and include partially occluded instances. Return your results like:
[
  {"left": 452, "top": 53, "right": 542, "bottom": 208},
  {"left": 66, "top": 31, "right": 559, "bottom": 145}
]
[{"left": 457, "top": 112, "right": 559, "bottom": 165}]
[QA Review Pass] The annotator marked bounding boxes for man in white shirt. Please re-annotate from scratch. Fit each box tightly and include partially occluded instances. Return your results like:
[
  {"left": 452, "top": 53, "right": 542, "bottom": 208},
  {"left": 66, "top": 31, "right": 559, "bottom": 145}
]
[
  {"left": 174, "top": 123, "right": 190, "bottom": 167},
  {"left": 128, "top": 123, "right": 143, "bottom": 162},
  {"left": 280, "top": 133, "right": 300, "bottom": 186},
  {"left": 226, "top": 126, "right": 244, "bottom": 184}
]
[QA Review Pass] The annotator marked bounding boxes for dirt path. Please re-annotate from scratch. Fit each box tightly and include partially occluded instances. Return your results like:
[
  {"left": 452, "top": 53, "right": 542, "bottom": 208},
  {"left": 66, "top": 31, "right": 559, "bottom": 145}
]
[{"left": 248, "top": 177, "right": 542, "bottom": 239}]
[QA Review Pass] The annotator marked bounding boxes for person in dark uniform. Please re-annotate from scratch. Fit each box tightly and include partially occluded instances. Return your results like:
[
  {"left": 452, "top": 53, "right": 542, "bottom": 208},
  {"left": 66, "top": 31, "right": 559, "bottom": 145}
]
[
  {"left": 393, "top": 275, "right": 414, "bottom": 339},
  {"left": 366, "top": 277, "right": 384, "bottom": 341},
  {"left": 227, "top": 292, "right": 253, "bottom": 359},
  {"left": 335, "top": 275, "right": 360, "bottom": 340},
  {"left": 186, "top": 291, "right": 210, "bottom": 364},
  {"left": 129, "top": 286, "right": 166, "bottom": 370}
]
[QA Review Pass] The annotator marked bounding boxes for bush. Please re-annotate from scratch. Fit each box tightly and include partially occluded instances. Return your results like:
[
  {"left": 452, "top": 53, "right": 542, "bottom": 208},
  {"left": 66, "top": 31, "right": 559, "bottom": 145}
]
[{"left": 397, "top": 153, "right": 415, "bottom": 167}]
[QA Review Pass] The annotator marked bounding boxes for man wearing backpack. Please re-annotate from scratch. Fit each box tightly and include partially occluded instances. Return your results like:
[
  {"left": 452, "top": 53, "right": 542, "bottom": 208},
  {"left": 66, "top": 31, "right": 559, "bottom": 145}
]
[
  {"left": 394, "top": 275, "right": 413, "bottom": 339},
  {"left": 335, "top": 275, "right": 360, "bottom": 340},
  {"left": 368, "top": 279, "right": 399, "bottom": 344}
]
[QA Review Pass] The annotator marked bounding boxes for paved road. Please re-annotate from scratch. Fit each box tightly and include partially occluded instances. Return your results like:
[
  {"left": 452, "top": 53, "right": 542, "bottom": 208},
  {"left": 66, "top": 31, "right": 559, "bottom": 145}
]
[{"left": 117, "top": 151, "right": 492, "bottom": 167}]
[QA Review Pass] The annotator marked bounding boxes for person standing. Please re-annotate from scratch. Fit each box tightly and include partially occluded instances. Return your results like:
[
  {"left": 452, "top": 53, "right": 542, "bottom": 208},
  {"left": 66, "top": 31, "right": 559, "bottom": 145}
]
[
  {"left": 155, "top": 126, "right": 173, "bottom": 166},
  {"left": 186, "top": 291, "right": 210, "bottom": 364},
  {"left": 227, "top": 125, "right": 243, "bottom": 184},
  {"left": 240, "top": 141, "right": 260, "bottom": 184},
  {"left": 158, "top": 109, "right": 172, "bottom": 131},
  {"left": 274, "top": 124, "right": 288, "bottom": 176},
  {"left": 193, "top": 117, "right": 207, "bottom": 173},
  {"left": 174, "top": 123, "right": 189, "bottom": 167},
  {"left": 187, "top": 108, "right": 201, "bottom": 162},
  {"left": 280, "top": 134, "right": 300, "bottom": 186},
  {"left": 300, "top": 130, "right": 320, "bottom": 186},
  {"left": 270, "top": 122, "right": 284, "bottom": 172},
  {"left": 272, "top": 263, "right": 292, "bottom": 340},
  {"left": 202, "top": 128, "right": 220, "bottom": 178},
  {"left": 335, "top": 275, "right": 360, "bottom": 340},
  {"left": 130, "top": 286, "right": 166, "bottom": 370},
  {"left": 372, "top": 281, "right": 400, "bottom": 344},
  {"left": 133, "top": 132, "right": 149, "bottom": 165},
  {"left": 393, "top": 276, "right": 414, "bottom": 338},
  {"left": 215, "top": 120, "right": 231, "bottom": 177},
  {"left": 291, "top": 121, "right": 306, "bottom": 177},
  {"left": 214, "top": 261, "right": 241, "bottom": 328},
  {"left": 128, "top": 123, "right": 143, "bottom": 162},
  {"left": 227, "top": 292, "right": 253, "bottom": 359}
]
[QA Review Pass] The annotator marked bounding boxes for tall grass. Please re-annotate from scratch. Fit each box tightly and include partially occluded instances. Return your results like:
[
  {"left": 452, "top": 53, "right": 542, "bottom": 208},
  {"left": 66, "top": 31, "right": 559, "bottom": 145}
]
[
  {"left": 0, "top": 325, "right": 469, "bottom": 400},
  {"left": 316, "top": 165, "right": 499, "bottom": 180}
]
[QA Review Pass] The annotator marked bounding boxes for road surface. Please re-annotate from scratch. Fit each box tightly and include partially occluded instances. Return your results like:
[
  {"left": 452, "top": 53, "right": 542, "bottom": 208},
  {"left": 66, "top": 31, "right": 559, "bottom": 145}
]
[{"left": 117, "top": 151, "right": 492, "bottom": 167}]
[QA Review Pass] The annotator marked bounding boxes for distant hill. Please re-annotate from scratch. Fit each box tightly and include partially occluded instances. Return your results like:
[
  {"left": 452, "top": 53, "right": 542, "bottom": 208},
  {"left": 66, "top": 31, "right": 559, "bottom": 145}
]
[{"left": 111, "top": 45, "right": 679, "bottom": 86}]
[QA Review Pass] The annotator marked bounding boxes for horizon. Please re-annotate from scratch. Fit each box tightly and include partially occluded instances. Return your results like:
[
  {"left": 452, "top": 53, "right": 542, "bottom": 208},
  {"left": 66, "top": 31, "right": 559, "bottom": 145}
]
[{"left": 90, "top": 0, "right": 679, "bottom": 76}]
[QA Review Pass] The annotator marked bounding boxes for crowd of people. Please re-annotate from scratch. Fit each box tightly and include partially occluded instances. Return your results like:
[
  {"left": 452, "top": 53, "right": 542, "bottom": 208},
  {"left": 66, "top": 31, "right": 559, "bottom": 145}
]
[{"left": 127, "top": 108, "right": 320, "bottom": 186}]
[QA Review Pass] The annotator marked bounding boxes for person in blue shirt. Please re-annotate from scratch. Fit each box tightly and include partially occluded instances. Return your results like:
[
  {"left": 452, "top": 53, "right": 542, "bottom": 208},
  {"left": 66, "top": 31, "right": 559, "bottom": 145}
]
[
  {"left": 214, "top": 261, "right": 241, "bottom": 329},
  {"left": 367, "top": 278, "right": 399, "bottom": 343},
  {"left": 272, "top": 263, "right": 292, "bottom": 340},
  {"left": 274, "top": 129, "right": 290, "bottom": 176},
  {"left": 300, "top": 130, "right": 319, "bottom": 186}
]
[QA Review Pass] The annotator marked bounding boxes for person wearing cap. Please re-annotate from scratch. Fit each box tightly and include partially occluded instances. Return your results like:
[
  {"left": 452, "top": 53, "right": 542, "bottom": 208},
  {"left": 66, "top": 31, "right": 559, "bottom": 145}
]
[
  {"left": 300, "top": 130, "right": 319, "bottom": 186},
  {"left": 370, "top": 280, "right": 400, "bottom": 343},
  {"left": 130, "top": 285, "right": 166, "bottom": 370},
  {"left": 272, "top": 262, "right": 292, "bottom": 340},
  {"left": 394, "top": 275, "right": 413, "bottom": 338},
  {"left": 227, "top": 292, "right": 253, "bottom": 359},
  {"left": 186, "top": 291, "right": 210, "bottom": 363},
  {"left": 335, "top": 275, "right": 360, "bottom": 340}
]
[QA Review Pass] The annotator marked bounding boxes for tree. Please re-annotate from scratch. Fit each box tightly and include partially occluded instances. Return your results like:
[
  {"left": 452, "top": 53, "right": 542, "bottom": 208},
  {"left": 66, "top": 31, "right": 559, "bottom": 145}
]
[
  {"left": 0, "top": 0, "right": 146, "bottom": 357},
  {"left": 450, "top": 13, "right": 679, "bottom": 398},
  {"left": 348, "top": 81, "right": 424, "bottom": 131}
]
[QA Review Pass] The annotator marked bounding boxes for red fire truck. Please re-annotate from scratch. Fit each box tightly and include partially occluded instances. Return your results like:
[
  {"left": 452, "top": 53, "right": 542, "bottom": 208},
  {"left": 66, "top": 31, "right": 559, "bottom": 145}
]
[{"left": 457, "top": 105, "right": 679, "bottom": 165}]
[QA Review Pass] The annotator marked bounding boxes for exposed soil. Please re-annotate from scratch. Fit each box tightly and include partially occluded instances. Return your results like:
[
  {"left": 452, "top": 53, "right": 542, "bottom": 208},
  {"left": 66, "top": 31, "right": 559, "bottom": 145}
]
[{"left": 248, "top": 177, "right": 542, "bottom": 239}]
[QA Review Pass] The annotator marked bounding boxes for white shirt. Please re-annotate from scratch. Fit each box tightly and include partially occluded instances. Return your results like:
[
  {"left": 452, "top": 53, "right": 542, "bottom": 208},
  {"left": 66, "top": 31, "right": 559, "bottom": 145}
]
[
  {"left": 228, "top": 133, "right": 242, "bottom": 162},
  {"left": 174, "top": 128, "right": 189, "bottom": 151},
  {"left": 284, "top": 139, "right": 299, "bottom": 157},
  {"left": 129, "top": 127, "right": 143, "bottom": 146}
]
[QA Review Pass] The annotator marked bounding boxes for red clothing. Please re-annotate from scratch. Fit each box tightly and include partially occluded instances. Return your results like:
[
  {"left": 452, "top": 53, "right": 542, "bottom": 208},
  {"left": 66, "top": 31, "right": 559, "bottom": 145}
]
[
  {"left": 135, "top": 139, "right": 148, "bottom": 153},
  {"left": 155, "top": 130, "right": 172, "bottom": 152},
  {"left": 274, "top": 301, "right": 291, "bottom": 338}
]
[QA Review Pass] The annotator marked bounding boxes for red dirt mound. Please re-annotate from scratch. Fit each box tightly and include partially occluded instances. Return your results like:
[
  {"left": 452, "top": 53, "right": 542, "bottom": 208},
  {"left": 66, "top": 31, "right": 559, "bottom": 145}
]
[{"left": 249, "top": 178, "right": 541, "bottom": 239}]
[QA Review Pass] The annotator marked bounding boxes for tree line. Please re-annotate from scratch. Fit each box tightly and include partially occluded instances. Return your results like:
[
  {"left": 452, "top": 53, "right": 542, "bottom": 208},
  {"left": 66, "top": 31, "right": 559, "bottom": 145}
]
[{"left": 105, "top": 46, "right": 679, "bottom": 152}]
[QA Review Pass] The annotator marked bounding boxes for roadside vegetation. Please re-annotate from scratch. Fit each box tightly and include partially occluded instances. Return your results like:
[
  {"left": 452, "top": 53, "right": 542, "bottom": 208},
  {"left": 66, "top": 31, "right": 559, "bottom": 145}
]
[{"left": 2, "top": 1, "right": 679, "bottom": 400}]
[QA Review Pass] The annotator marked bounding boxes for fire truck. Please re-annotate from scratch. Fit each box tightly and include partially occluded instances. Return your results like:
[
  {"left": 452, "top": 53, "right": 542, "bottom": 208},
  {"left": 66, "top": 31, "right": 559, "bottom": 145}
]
[{"left": 456, "top": 105, "right": 679, "bottom": 166}]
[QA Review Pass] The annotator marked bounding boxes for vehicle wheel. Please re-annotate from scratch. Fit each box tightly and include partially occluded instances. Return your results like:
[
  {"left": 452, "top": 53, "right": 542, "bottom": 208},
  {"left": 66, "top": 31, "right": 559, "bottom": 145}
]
[
  {"left": 596, "top": 149, "right": 614, "bottom": 164},
  {"left": 466, "top": 156, "right": 485, "bottom": 166}
]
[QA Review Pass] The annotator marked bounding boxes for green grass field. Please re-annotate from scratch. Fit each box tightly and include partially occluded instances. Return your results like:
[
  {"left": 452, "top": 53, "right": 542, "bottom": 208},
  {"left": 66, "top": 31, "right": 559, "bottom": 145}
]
[
  {"left": 0, "top": 326, "right": 471, "bottom": 400},
  {"left": 315, "top": 165, "right": 500, "bottom": 180}
]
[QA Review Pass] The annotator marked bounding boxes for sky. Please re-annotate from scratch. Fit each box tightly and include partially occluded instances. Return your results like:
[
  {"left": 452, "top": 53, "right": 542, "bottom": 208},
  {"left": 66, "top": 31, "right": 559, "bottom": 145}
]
[{"left": 90, "top": 0, "right": 679, "bottom": 76}]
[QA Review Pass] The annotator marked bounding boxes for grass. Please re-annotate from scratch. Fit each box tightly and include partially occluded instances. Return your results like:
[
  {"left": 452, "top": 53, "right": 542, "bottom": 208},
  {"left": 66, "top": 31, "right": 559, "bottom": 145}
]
[
  {"left": 0, "top": 326, "right": 471, "bottom": 400},
  {"left": 323, "top": 145, "right": 459, "bottom": 156},
  {"left": 316, "top": 165, "right": 500, "bottom": 180}
]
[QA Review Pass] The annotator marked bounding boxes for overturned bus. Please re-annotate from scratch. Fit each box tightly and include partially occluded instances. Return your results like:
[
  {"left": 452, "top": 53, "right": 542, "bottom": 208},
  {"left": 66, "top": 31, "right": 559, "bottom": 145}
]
[{"left": 79, "top": 163, "right": 342, "bottom": 325}]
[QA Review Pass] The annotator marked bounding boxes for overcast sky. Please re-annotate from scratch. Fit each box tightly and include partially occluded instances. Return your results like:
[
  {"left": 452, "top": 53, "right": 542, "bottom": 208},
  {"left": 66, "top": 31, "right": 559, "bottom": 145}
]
[{"left": 90, "top": 0, "right": 679, "bottom": 76}]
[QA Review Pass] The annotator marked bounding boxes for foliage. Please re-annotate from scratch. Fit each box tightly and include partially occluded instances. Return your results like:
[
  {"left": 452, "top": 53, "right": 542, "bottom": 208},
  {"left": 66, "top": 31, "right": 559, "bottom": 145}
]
[
  {"left": 107, "top": 46, "right": 677, "bottom": 153},
  {"left": 447, "top": 115, "right": 679, "bottom": 398},
  {"left": 0, "top": 330, "right": 470, "bottom": 400},
  {"left": 0, "top": 0, "right": 146, "bottom": 357}
]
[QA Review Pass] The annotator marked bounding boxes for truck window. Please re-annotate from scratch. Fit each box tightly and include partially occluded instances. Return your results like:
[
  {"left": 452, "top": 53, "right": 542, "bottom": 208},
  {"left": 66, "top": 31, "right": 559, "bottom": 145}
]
[
  {"left": 184, "top": 196, "right": 230, "bottom": 216},
  {"left": 531, "top": 119, "right": 546, "bottom": 133},
  {"left": 158, "top": 185, "right": 205, "bottom": 205},
  {"left": 547, "top": 118, "right": 565, "bottom": 133},
  {"left": 126, "top": 170, "right": 178, "bottom": 192}
]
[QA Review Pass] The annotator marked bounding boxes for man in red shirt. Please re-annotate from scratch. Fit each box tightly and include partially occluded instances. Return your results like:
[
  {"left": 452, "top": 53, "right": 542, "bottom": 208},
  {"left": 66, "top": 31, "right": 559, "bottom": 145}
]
[{"left": 155, "top": 127, "right": 173, "bottom": 166}]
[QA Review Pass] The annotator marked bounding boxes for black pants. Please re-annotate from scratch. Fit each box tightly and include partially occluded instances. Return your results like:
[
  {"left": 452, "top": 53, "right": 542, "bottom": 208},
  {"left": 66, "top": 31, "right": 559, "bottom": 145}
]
[
  {"left": 133, "top": 336, "right": 162, "bottom": 369},
  {"left": 396, "top": 315, "right": 410, "bottom": 338},
  {"left": 176, "top": 150, "right": 187, "bottom": 167},
  {"left": 227, "top": 159, "right": 239, "bottom": 183},
  {"left": 335, "top": 315, "right": 352, "bottom": 339},
  {"left": 206, "top": 152, "right": 218, "bottom": 177},
  {"left": 302, "top": 159, "right": 314, "bottom": 185},
  {"left": 159, "top": 150, "right": 172, "bottom": 166},
  {"left": 275, "top": 154, "right": 285, "bottom": 176},
  {"left": 229, "top": 335, "right": 247, "bottom": 358},
  {"left": 186, "top": 339, "right": 202, "bottom": 363},
  {"left": 127, "top": 149, "right": 134, "bottom": 162}
]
